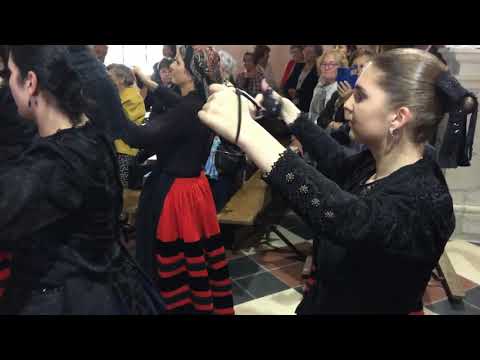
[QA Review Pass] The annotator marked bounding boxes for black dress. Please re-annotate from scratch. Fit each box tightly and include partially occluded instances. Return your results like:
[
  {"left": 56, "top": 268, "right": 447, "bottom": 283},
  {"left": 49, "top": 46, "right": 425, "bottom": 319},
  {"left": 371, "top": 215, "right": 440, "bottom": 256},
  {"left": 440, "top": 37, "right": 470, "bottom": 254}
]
[
  {"left": 263, "top": 115, "right": 455, "bottom": 314},
  {"left": 121, "top": 91, "right": 235, "bottom": 314},
  {"left": 0, "top": 123, "right": 164, "bottom": 314}
]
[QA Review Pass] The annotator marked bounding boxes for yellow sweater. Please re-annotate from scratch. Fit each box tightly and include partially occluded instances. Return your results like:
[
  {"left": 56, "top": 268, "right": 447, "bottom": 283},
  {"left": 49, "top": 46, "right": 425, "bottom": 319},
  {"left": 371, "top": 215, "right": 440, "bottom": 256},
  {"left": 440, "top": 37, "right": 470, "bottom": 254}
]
[{"left": 115, "top": 87, "right": 146, "bottom": 156}]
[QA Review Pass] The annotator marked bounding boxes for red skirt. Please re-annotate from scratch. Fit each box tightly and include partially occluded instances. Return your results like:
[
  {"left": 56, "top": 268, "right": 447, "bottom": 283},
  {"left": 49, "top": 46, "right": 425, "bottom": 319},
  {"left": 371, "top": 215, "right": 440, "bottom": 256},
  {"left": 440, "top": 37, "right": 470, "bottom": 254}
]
[
  {"left": 0, "top": 252, "right": 12, "bottom": 298},
  {"left": 154, "top": 172, "right": 234, "bottom": 315}
]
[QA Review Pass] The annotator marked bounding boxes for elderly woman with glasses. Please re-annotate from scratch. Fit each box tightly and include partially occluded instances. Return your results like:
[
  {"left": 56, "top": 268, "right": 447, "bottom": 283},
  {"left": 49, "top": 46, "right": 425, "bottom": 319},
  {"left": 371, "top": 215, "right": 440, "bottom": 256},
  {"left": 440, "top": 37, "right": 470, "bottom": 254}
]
[{"left": 309, "top": 49, "right": 349, "bottom": 123}]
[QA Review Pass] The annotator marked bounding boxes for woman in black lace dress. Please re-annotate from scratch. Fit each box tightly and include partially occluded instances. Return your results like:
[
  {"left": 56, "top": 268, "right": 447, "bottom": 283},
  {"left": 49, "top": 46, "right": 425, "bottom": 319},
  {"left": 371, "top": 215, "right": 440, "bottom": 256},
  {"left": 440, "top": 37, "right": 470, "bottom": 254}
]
[
  {"left": 198, "top": 48, "right": 474, "bottom": 314},
  {"left": 0, "top": 45, "right": 164, "bottom": 315}
]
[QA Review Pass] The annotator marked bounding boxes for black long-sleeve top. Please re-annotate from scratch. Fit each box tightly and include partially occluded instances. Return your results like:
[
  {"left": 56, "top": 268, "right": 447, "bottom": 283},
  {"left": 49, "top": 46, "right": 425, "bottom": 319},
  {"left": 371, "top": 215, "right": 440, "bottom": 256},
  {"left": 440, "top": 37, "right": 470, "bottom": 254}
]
[
  {"left": 264, "top": 115, "right": 455, "bottom": 314},
  {"left": 121, "top": 90, "right": 213, "bottom": 178}
]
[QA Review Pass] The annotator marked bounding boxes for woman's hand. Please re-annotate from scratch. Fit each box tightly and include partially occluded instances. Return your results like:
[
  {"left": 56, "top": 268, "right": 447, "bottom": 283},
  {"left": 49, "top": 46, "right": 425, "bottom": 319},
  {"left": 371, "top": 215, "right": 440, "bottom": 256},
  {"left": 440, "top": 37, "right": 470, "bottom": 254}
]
[
  {"left": 132, "top": 66, "right": 148, "bottom": 83},
  {"left": 254, "top": 81, "right": 301, "bottom": 125},
  {"left": 290, "top": 136, "right": 304, "bottom": 157},
  {"left": 198, "top": 84, "right": 259, "bottom": 147},
  {"left": 328, "top": 121, "right": 343, "bottom": 130},
  {"left": 199, "top": 84, "right": 288, "bottom": 174},
  {"left": 338, "top": 81, "right": 353, "bottom": 99}
]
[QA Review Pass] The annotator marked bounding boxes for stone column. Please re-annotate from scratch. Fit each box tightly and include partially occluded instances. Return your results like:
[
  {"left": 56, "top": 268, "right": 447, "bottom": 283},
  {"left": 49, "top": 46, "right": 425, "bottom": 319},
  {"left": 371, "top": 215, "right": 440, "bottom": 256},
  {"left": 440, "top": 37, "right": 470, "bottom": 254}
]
[{"left": 439, "top": 47, "right": 480, "bottom": 243}]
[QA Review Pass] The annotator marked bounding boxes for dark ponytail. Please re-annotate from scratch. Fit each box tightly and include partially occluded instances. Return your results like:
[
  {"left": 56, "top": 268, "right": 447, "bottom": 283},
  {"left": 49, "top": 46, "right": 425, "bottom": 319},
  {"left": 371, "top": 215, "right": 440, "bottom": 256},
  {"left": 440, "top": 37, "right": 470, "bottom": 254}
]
[{"left": 8, "top": 45, "right": 91, "bottom": 126}]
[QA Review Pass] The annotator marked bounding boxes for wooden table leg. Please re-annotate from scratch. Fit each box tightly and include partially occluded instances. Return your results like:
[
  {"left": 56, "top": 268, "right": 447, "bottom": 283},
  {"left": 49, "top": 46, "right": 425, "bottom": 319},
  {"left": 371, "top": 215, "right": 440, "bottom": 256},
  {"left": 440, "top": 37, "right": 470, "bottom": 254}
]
[{"left": 302, "top": 256, "right": 312, "bottom": 279}]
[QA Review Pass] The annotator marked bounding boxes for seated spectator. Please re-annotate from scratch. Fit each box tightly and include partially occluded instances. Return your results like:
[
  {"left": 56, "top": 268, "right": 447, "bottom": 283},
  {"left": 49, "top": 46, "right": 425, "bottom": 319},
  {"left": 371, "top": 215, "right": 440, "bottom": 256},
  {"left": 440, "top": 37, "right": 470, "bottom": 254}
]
[
  {"left": 254, "top": 45, "right": 278, "bottom": 90},
  {"left": 283, "top": 45, "right": 322, "bottom": 112},
  {"left": 310, "top": 48, "right": 348, "bottom": 124},
  {"left": 280, "top": 45, "right": 305, "bottom": 91},
  {"left": 236, "top": 52, "right": 264, "bottom": 97},
  {"left": 107, "top": 64, "right": 146, "bottom": 188}
]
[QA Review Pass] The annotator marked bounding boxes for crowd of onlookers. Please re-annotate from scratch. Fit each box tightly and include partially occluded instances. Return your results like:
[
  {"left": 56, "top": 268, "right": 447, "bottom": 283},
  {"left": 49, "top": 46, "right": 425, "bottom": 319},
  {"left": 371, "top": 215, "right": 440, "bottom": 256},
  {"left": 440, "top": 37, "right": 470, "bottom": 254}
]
[{"left": 89, "top": 44, "right": 447, "bottom": 212}]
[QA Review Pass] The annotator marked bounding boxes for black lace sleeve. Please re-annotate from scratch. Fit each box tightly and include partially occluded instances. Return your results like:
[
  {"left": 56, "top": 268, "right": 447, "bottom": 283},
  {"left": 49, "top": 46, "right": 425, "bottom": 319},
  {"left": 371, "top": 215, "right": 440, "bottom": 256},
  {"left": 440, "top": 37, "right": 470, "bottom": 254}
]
[
  {"left": 264, "top": 149, "right": 454, "bottom": 258},
  {"left": 0, "top": 145, "right": 84, "bottom": 249},
  {"left": 289, "top": 114, "right": 352, "bottom": 183}
]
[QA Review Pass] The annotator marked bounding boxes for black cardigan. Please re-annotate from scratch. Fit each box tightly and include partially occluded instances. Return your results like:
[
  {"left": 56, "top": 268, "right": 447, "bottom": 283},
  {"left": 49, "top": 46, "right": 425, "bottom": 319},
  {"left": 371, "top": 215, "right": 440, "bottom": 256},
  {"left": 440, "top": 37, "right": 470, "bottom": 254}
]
[
  {"left": 264, "top": 115, "right": 455, "bottom": 314},
  {"left": 284, "top": 63, "right": 319, "bottom": 113}
]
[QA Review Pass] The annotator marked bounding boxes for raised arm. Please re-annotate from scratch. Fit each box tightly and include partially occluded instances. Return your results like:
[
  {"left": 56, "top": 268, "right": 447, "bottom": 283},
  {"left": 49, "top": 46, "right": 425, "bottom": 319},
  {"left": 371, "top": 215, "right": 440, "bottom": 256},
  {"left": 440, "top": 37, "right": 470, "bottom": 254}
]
[{"left": 120, "top": 99, "right": 195, "bottom": 151}]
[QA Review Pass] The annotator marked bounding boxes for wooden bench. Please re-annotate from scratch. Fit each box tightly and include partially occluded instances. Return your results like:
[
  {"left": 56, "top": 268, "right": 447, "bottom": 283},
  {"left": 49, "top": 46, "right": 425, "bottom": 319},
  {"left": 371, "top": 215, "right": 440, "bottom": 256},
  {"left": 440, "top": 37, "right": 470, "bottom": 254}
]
[
  {"left": 217, "top": 171, "right": 271, "bottom": 226},
  {"left": 218, "top": 170, "right": 307, "bottom": 260}
]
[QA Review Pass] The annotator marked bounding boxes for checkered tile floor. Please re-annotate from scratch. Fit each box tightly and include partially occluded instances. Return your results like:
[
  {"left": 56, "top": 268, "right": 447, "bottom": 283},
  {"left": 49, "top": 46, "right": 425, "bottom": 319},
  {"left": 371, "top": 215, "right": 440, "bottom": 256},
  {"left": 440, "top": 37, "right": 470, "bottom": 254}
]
[
  {"left": 224, "top": 228, "right": 480, "bottom": 315},
  {"left": 126, "top": 217, "right": 480, "bottom": 315}
]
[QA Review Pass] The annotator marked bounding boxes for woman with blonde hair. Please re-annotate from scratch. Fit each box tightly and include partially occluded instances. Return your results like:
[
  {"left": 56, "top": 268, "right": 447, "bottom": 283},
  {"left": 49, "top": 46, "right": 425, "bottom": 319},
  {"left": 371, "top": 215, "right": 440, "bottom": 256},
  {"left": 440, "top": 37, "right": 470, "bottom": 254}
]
[{"left": 309, "top": 48, "right": 348, "bottom": 123}]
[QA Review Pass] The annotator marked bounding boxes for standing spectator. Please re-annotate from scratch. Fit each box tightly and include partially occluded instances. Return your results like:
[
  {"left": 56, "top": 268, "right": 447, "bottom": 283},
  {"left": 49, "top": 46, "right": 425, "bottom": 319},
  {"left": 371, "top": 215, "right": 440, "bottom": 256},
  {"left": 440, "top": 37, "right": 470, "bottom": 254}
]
[
  {"left": 144, "top": 58, "right": 180, "bottom": 113},
  {"left": 335, "top": 45, "right": 357, "bottom": 64},
  {"left": 284, "top": 45, "right": 322, "bottom": 112},
  {"left": 254, "top": 45, "right": 277, "bottom": 90},
  {"left": 94, "top": 45, "right": 109, "bottom": 64},
  {"left": 280, "top": 45, "right": 305, "bottom": 90},
  {"left": 236, "top": 52, "right": 264, "bottom": 97},
  {"left": 151, "top": 45, "right": 177, "bottom": 85},
  {"left": 310, "top": 48, "right": 348, "bottom": 125},
  {"left": 163, "top": 45, "right": 177, "bottom": 59}
]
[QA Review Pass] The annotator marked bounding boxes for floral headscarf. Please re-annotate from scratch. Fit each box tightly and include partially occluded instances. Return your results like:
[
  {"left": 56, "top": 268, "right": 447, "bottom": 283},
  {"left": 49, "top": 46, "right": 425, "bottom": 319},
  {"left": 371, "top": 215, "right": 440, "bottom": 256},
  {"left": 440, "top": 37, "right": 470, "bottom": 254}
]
[{"left": 178, "top": 45, "right": 222, "bottom": 101}]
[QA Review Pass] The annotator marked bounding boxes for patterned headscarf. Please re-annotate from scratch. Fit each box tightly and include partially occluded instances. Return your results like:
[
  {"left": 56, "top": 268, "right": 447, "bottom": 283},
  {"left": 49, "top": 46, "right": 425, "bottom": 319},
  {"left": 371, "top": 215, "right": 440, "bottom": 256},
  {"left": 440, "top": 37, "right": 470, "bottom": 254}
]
[{"left": 178, "top": 45, "right": 222, "bottom": 101}]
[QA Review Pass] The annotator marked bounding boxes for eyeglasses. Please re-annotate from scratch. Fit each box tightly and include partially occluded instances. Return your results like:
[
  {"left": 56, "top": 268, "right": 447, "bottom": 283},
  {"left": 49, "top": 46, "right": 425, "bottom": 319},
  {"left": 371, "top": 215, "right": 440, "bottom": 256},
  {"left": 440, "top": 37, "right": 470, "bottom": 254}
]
[{"left": 320, "top": 62, "right": 338, "bottom": 69}]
